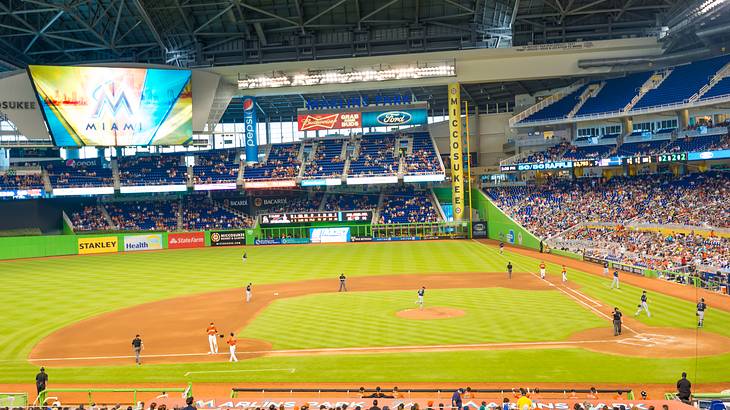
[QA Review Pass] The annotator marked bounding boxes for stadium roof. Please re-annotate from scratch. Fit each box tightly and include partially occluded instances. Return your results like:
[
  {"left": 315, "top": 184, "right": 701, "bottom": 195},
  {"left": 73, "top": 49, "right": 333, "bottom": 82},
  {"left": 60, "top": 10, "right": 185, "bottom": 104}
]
[{"left": 2, "top": 0, "right": 725, "bottom": 72}]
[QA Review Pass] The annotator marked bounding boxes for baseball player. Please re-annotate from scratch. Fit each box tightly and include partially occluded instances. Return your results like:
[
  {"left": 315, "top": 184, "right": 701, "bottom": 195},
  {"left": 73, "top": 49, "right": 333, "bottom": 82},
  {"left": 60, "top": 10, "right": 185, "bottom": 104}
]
[
  {"left": 499, "top": 242, "right": 504, "bottom": 254},
  {"left": 227, "top": 332, "right": 238, "bottom": 362},
  {"left": 635, "top": 291, "right": 651, "bottom": 317},
  {"left": 539, "top": 262, "right": 546, "bottom": 279},
  {"left": 561, "top": 265, "right": 567, "bottom": 283},
  {"left": 132, "top": 334, "right": 143, "bottom": 365},
  {"left": 603, "top": 261, "right": 609, "bottom": 276},
  {"left": 610, "top": 270, "right": 620, "bottom": 289},
  {"left": 245, "top": 283, "right": 252, "bottom": 303},
  {"left": 697, "top": 298, "right": 707, "bottom": 327},
  {"left": 206, "top": 322, "right": 218, "bottom": 354},
  {"left": 416, "top": 286, "right": 426, "bottom": 310},
  {"left": 339, "top": 273, "right": 347, "bottom": 292},
  {"left": 507, "top": 262, "right": 513, "bottom": 279},
  {"left": 242, "top": 252, "right": 247, "bottom": 263},
  {"left": 612, "top": 307, "right": 623, "bottom": 336}
]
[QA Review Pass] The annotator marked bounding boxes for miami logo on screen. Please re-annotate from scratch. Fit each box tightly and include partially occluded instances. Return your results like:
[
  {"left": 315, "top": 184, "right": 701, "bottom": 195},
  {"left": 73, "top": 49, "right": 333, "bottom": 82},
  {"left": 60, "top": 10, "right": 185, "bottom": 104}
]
[{"left": 28, "top": 65, "right": 192, "bottom": 146}]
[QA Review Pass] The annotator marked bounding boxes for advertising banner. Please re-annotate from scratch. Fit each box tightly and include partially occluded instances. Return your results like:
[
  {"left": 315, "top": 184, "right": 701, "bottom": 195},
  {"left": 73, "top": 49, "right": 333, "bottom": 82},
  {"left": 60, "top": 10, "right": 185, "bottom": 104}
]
[
  {"left": 27, "top": 65, "right": 192, "bottom": 147},
  {"left": 165, "top": 397, "right": 694, "bottom": 410},
  {"left": 78, "top": 236, "right": 118, "bottom": 255},
  {"left": 210, "top": 230, "right": 245, "bottom": 247},
  {"left": 472, "top": 221, "right": 487, "bottom": 238},
  {"left": 0, "top": 188, "right": 44, "bottom": 199},
  {"left": 297, "top": 112, "right": 361, "bottom": 131},
  {"left": 123, "top": 234, "right": 163, "bottom": 252},
  {"left": 242, "top": 97, "right": 259, "bottom": 162},
  {"left": 403, "top": 174, "right": 445, "bottom": 183},
  {"left": 361, "top": 108, "right": 428, "bottom": 127},
  {"left": 254, "top": 238, "right": 310, "bottom": 245},
  {"left": 119, "top": 184, "right": 187, "bottom": 194},
  {"left": 300, "top": 178, "right": 342, "bottom": 186},
  {"left": 346, "top": 175, "right": 398, "bottom": 185},
  {"left": 688, "top": 149, "right": 730, "bottom": 161},
  {"left": 245, "top": 180, "right": 296, "bottom": 189},
  {"left": 52, "top": 187, "right": 114, "bottom": 196},
  {"left": 168, "top": 232, "right": 205, "bottom": 249},
  {"left": 193, "top": 182, "right": 237, "bottom": 191},
  {"left": 310, "top": 227, "right": 350, "bottom": 243},
  {"left": 448, "top": 83, "right": 464, "bottom": 221}
]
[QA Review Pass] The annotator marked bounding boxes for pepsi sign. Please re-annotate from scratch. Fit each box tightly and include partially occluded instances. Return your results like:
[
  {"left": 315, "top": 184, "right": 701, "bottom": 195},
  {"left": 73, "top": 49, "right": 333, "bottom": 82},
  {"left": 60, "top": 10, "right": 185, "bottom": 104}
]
[{"left": 242, "top": 97, "right": 258, "bottom": 162}]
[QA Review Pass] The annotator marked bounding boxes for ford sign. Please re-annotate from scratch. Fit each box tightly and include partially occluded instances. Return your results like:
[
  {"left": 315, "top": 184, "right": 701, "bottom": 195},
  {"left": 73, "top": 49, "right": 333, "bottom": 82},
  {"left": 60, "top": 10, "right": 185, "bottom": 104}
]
[{"left": 376, "top": 111, "right": 412, "bottom": 125}]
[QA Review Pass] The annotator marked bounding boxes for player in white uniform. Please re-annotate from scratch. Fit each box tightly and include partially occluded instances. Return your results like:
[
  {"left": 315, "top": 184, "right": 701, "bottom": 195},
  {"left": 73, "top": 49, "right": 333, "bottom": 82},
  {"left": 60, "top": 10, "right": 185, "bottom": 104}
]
[
  {"left": 561, "top": 266, "right": 568, "bottom": 283},
  {"left": 602, "top": 262, "right": 609, "bottom": 276},
  {"left": 635, "top": 291, "right": 651, "bottom": 317},
  {"left": 245, "top": 283, "right": 252, "bottom": 303},
  {"left": 206, "top": 322, "right": 218, "bottom": 354},
  {"left": 539, "top": 262, "right": 546, "bottom": 279},
  {"left": 416, "top": 286, "right": 426, "bottom": 310}
]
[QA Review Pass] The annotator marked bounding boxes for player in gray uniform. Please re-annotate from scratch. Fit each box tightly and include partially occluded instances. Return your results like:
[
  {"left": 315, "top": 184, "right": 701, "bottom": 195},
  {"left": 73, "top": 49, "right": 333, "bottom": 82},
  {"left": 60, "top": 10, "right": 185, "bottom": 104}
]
[
  {"left": 245, "top": 283, "right": 252, "bottom": 303},
  {"left": 416, "top": 286, "right": 426, "bottom": 310},
  {"left": 697, "top": 298, "right": 707, "bottom": 327},
  {"left": 635, "top": 290, "right": 651, "bottom": 317},
  {"left": 610, "top": 270, "right": 620, "bottom": 289}
]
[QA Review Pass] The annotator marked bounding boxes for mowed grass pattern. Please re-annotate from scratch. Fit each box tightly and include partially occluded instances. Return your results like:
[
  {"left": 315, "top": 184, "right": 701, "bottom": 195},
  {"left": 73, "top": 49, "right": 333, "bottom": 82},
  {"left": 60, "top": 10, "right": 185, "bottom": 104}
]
[
  {"left": 0, "top": 240, "right": 728, "bottom": 384},
  {"left": 239, "top": 288, "right": 606, "bottom": 349}
]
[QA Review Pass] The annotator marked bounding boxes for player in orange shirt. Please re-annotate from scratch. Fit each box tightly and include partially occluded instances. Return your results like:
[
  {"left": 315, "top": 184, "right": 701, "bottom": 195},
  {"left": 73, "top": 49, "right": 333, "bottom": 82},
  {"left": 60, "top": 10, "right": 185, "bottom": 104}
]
[
  {"left": 539, "top": 262, "right": 546, "bottom": 279},
  {"left": 227, "top": 332, "right": 238, "bottom": 362},
  {"left": 206, "top": 322, "right": 218, "bottom": 354}
]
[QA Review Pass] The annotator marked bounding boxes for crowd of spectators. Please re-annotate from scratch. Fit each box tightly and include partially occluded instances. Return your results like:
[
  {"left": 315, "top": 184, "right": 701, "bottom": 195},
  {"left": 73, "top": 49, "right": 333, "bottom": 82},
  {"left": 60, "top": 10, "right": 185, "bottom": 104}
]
[
  {"left": 194, "top": 150, "right": 239, "bottom": 184},
  {"left": 324, "top": 193, "right": 379, "bottom": 211},
  {"left": 118, "top": 155, "right": 187, "bottom": 186},
  {"left": 0, "top": 173, "right": 44, "bottom": 190},
  {"left": 378, "top": 188, "right": 440, "bottom": 224},
  {"left": 105, "top": 201, "right": 179, "bottom": 231},
  {"left": 523, "top": 141, "right": 572, "bottom": 163},
  {"left": 404, "top": 133, "right": 442, "bottom": 174},
  {"left": 69, "top": 206, "right": 109, "bottom": 232},
  {"left": 560, "top": 226, "right": 729, "bottom": 272},
  {"left": 349, "top": 135, "right": 398, "bottom": 177},
  {"left": 487, "top": 172, "right": 729, "bottom": 239},
  {"left": 303, "top": 139, "right": 345, "bottom": 178},
  {"left": 182, "top": 196, "right": 253, "bottom": 230},
  {"left": 46, "top": 161, "right": 113, "bottom": 188},
  {"left": 245, "top": 144, "right": 301, "bottom": 180}
]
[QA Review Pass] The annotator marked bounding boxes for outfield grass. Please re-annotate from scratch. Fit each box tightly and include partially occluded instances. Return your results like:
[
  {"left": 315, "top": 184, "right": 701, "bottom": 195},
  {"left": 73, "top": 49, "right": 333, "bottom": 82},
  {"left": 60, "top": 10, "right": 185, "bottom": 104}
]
[
  {"left": 0, "top": 240, "right": 729, "bottom": 384},
  {"left": 239, "top": 288, "right": 606, "bottom": 349}
]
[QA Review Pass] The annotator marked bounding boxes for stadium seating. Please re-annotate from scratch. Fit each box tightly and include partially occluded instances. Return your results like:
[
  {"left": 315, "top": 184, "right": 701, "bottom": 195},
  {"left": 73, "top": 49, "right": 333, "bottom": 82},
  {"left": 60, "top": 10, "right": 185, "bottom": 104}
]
[
  {"left": 701, "top": 76, "right": 730, "bottom": 100},
  {"left": 349, "top": 134, "right": 399, "bottom": 176},
  {"left": 69, "top": 206, "right": 110, "bottom": 232},
  {"left": 46, "top": 161, "right": 113, "bottom": 188},
  {"left": 324, "top": 192, "right": 380, "bottom": 211},
  {"left": 520, "top": 85, "right": 586, "bottom": 123},
  {"left": 404, "top": 132, "right": 443, "bottom": 175},
  {"left": 256, "top": 193, "right": 323, "bottom": 214},
  {"left": 303, "top": 139, "right": 345, "bottom": 178},
  {"left": 194, "top": 150, "right": 240, "bottom": 184},
  {"left": 615, "top": 139, "right": 670, "bottom": 156},
  {"left": 561, "top": 144, "right": 614, "bottom": 160},
  {"left": 664, "top": 133, "right": 729, "bottom": 153},
  {"left": 244, "top": 143, "right": 301, "bottom": 180},
  {"left": 487, "top": 172, "right": 729, "bottom": 240},
  {"left": 105, "top": 201, "right": 179, "bottom": 231},
  {"left": 575, "top": 72, "right": 653, "bottom": 116},
  {"left": 182, "top": 196, "right": 253, "bottom": 230},
  {"left": 0, "top": 173, "right": 44, "bottom": 190},
  {"left": 118, "top": 155, "right": 187, "bottom": 186},
  {"left": 633, "top": 55, "right": 730, "bottom": 109},
  {"left": 378, "top": 188, "right": 441, "bottom": 224}
]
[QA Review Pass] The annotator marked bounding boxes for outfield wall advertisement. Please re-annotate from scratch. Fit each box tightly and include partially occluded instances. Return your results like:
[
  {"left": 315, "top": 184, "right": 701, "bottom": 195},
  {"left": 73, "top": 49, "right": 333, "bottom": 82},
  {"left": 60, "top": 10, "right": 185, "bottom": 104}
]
[
  {"left": 310, "top": 227, "right": 350, "bottom": 243},
  {"left": 168, "top": 232, "right": 205, "bottom": 249},
  {"left": 210, "top": 230, "right": 245, "bottom": 246},
  {"left": 123, "top": 234, "right": 163, "bottom": 252},
  {"left": 476, "top": 189, "right": 542, "bottom": 250},
  {"left": 78, "top": 236, "right": 118, "bottom": 254}
]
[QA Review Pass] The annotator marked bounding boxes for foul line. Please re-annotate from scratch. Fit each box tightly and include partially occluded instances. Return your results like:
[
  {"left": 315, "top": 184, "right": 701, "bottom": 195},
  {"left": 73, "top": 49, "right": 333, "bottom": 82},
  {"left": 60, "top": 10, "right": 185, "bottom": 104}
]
[
  {"left": 183, "top": 368, "right": 295, "bottom": 376},
  {"left": 529, "top": 272, "right": 637, "bottom": 335},
  {"left": 564, "top": 286, "right": 602, "bottom": 307},
  {"left": 26, "top": 339, "right": 616, "bottom": 363}
]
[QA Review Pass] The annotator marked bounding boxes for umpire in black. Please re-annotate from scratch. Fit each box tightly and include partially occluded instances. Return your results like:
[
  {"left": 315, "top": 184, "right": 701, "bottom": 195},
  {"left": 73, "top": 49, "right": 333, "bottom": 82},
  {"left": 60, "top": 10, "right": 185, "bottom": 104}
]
[
  {"left": 612, "top": 307, "right": 623, "bottom": 336},
  {"left": 35, "top": 367, "right": 48, "bottom": 396}
]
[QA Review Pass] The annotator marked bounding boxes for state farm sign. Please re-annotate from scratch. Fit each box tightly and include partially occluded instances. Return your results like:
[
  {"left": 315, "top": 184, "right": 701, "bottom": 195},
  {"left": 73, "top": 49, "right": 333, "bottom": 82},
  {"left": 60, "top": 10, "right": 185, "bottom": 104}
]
[
  {"left": 297, "top": 112, "right": 361, "bottom": 131},
  {"left": 168, "top": 232, "right": 205, "bottom": 249}
]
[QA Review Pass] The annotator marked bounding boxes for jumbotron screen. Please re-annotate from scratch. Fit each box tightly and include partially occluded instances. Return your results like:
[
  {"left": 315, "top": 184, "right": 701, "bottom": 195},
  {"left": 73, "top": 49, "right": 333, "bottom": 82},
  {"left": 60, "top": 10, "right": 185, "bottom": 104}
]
[{"left": 27, "top": 65, "right": 192, "bottom": 147}]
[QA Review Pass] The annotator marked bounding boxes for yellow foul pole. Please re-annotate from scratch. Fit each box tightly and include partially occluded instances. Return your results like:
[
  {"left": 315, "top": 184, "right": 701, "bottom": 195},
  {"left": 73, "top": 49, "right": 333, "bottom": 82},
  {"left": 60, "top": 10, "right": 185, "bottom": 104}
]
[{"left": 464, "top": 101, "right": 473, "bottom": 239}]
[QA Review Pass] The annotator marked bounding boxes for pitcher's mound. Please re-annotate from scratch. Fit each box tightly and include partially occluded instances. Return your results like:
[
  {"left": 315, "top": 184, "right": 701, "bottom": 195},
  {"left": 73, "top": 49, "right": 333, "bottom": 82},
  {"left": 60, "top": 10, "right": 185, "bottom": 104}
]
[{"left": 396, "top": 307, "right": 465, "bottom": 320}]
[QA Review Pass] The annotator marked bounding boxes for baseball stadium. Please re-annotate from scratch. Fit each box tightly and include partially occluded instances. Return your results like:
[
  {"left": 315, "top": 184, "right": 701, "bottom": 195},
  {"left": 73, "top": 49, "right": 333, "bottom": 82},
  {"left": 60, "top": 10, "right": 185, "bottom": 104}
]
[{"left": 0, "top": 1, "right": 729, "bottom": 410}]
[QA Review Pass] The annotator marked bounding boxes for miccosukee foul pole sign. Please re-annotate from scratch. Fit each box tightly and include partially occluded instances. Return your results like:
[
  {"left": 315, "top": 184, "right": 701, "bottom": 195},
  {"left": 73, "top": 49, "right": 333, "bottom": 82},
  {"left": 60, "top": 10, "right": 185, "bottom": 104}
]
[{"left": 448, "top": 83, "right": 464, "bottom": 221}]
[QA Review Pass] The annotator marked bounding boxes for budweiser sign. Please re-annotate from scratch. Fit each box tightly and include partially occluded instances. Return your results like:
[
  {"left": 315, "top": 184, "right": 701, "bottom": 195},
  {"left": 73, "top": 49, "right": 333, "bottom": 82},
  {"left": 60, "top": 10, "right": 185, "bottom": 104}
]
[{"left": 298, "top": 112, "right": 361, "bottom": 131}]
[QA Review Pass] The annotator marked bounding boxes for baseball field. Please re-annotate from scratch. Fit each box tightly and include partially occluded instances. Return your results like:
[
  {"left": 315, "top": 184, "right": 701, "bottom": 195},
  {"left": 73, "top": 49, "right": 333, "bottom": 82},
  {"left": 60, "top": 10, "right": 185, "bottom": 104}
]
[{"left": 2, "top": 239, "right": 730, "bottom": 389}]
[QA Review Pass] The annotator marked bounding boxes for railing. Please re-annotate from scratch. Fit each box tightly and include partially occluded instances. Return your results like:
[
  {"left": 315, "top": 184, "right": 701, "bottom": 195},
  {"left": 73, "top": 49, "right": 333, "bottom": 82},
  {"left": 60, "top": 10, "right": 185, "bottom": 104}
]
[
  {"left": 231, "top": 387, "right": 634, "bottom": 399},
  {"left": 508, "top": 81, "right": 586, "bottom": 126}
]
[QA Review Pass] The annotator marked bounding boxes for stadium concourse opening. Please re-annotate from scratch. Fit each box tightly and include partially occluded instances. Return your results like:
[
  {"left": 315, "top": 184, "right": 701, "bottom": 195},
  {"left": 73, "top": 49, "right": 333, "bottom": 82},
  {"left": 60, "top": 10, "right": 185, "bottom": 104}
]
[{"left": 2, "top": 0, "right": 730, "bottom": 408}]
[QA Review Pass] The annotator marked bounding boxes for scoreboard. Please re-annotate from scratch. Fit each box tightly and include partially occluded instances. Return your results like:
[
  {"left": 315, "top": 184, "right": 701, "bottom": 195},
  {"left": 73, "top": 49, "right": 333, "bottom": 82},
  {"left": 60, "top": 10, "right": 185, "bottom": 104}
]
[{"left": 261, "top": 210, "right": 373, "bottom": 225}]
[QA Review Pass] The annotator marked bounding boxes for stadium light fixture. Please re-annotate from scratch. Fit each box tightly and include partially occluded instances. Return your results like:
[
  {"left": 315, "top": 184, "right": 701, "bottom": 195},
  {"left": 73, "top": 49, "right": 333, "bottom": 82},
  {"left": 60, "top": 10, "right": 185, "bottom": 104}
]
[{"left": 237, "top": 61, "right": 456, "bottom": 90}]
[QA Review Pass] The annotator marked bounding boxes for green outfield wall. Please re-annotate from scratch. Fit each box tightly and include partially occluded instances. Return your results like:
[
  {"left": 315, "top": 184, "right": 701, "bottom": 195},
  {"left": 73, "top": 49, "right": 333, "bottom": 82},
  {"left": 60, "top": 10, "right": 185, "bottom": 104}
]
[{"left": 474, "top": 189, "right": 542, "bottom": 251}]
